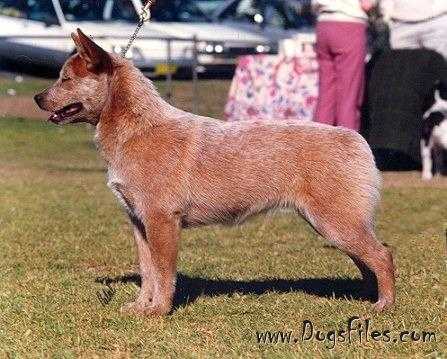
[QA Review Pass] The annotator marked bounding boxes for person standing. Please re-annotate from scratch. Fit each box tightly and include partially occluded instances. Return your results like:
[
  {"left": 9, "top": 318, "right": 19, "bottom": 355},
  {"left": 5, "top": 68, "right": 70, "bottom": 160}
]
[
  {"left": 381, "top": 0, "right": 447, "bottom": 59},
  {"left": 312, "top": 0, "right": 375, "bottom": 132}
]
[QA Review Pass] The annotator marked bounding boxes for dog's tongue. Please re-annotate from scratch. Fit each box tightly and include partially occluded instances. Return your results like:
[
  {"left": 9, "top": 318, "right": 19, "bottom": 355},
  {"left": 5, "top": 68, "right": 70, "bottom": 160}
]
[{"left": 49, "top": 102, "right": 83, "bottom": 123}]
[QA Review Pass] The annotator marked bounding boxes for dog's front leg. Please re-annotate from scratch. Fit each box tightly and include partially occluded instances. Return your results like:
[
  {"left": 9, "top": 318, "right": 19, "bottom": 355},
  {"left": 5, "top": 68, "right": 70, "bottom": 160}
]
[
  {"left": 122, "top": 211, "right": 180, "bottom": 317},
  {"left": 121, "top": 221, "right": 154, "bottom": 313},
  {"left": 421, "top": 139, "right": 433, "bottom": 180}
]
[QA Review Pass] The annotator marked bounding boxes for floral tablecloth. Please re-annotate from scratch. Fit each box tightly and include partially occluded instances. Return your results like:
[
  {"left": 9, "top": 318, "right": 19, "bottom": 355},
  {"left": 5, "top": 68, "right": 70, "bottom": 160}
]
[{"left": 224, "top": 55, "right": 318, "bottom": 122}]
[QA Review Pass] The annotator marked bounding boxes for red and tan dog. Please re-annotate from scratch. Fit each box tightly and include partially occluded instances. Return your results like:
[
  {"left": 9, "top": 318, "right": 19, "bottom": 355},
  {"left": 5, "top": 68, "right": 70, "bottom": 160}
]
[{"left": 34, "top": 29, "right": 395, "bottom": 316}]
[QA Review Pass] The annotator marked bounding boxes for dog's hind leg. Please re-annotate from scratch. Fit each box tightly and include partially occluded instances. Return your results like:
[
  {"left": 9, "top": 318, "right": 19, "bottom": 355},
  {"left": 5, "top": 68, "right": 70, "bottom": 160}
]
[
  {"left": 345, "top": 228, "right": 395, "bottom": 312},
  {"left": 348, "top": 254, "right": 377, "bottom": 296},
  {"left": 300, "top": 203, "right": 395, "bottom": 312},
  {"left": 433, "top": 144, "right": 445, "bottom": 177}
]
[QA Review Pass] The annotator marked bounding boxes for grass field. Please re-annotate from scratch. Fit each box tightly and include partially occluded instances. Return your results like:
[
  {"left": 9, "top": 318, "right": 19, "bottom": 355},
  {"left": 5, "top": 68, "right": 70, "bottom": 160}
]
[
  {"left": 0, "top": 76, "right": 446, "bottom": 358},
  {"left": 0, "top": 75, "right": 230, "bottom": 120}
]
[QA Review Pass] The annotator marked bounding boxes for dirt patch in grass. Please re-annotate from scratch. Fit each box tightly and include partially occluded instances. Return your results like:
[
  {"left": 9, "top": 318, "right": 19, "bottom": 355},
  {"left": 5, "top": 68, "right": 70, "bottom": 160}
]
[
  {"left": 0, "top": 75, "right": 231, "bottom": 120},
  {"left": 0, "top": 96, "right": 47, "bottom": 120},
  {"left": 383, "top": 171, "right": 447, "bottom": 188}
]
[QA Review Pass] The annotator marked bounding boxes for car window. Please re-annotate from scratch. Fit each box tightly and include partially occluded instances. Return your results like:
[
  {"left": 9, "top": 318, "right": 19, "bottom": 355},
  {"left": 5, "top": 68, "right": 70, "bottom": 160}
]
[
  {"left": 0, "top": 0, "right": 26, "bottom": 19},
  {"left": 194, "top": 0, "right": 225, "bottom": 17},
  {"left": 27, "top": 0, "right": 58, "bottom": 23},
  {"left": 110, "top": 0, "right": 138, "bottom": 22},
  {"left": 61, "top": 0, "right": 213, "bottom": 23},
  {"left": 61, "top": 0, "right": 137, "bottom": 22},
  {"left": 151, "top": 0, "right": 212, "bottom": 22},
  {"left": 61, "top": 0, "right": 105, "bottom": 22},
  {"left": 264, "top": 3, "right": 287, "bottom": 28},
  {"left": 218, "top": 0, "right": 314, "bottom": 29},
  {"left": 283, "top": 0, "right": 315, "bottom": 28},
  {"left": 220, "top": 0, "right": 262, "bottom": 23},
  {"left": 0, "top": 0, "right": 58, "bottom": 24}
]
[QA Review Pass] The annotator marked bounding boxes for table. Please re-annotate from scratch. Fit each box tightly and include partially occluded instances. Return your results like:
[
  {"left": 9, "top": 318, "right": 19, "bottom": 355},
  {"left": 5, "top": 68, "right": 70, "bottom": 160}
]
[{"left": 224, "top": 54, "right": 319, "bottom": 122}]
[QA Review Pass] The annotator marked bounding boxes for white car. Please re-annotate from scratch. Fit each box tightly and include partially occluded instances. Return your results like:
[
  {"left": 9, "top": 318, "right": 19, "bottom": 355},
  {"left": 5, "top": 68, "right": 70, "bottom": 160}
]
[{"left": 0, "top": 0, "right": 277, "bottom": 76}]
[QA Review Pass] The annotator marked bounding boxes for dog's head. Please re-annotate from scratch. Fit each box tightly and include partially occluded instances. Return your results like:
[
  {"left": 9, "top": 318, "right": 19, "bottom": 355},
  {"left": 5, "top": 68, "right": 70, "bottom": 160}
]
[{"left": 34, "top": 29, "right": 114, "bottom": 125}]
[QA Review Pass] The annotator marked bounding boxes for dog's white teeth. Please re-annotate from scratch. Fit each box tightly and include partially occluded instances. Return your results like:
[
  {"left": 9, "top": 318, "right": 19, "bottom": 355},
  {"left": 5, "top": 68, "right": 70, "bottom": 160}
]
[{"left": 49, "top": 113, "right": 61, "bottom": 123}]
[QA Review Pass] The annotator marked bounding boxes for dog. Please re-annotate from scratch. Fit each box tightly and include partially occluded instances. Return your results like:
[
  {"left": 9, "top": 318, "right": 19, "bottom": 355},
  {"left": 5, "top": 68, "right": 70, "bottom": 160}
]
[
  {"left": 34, "top": 29, "right": 395, "bottom": 316},
  {"left": 421, "top": 108, "right": 447, "bottom": 180}
]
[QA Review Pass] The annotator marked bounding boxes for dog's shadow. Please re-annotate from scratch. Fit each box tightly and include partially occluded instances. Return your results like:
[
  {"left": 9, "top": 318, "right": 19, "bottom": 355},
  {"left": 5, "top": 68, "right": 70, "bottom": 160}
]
[{"left": 95, "top": 273, "right": 376, "bottom": 309}]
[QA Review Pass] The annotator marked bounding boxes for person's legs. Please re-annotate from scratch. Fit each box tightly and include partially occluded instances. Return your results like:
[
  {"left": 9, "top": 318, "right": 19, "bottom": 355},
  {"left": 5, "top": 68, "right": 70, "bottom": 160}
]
[
  {"left": 390, "top": 21, "right": 422, "bottom": 49},
  {"left": 332, "top": 22, "right": 367, "bottom": 131},
  {"left": 314, "top": 22, "right": 337, "bottom": 126},
  {"left": 421, "top": 14, "right": 447, "bottom": 59}
]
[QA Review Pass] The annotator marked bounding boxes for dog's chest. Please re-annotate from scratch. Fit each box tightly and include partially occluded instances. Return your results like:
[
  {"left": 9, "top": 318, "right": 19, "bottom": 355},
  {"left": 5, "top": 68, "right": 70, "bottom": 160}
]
[
  {"left": 433, "top": 120, "right": 447, "bottom": 148},
  {"left": 107, "top": 168, "right": 137, "bottom": 216}
]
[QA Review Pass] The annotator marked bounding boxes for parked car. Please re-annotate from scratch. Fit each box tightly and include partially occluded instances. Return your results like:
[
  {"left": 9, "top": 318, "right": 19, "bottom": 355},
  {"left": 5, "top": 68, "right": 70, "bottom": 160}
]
[
  {"left": 213, "top": 0, "right": 315, "bottom": 37},
  {"left": 0, "top": 0, "right": 279, "bottom": 76}
]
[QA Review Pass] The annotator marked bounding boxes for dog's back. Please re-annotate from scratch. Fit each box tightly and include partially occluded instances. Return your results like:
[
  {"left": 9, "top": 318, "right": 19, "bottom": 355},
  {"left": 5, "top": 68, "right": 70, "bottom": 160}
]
[{"left": 184, "top": 119, "right": 380, "bottom": 229}]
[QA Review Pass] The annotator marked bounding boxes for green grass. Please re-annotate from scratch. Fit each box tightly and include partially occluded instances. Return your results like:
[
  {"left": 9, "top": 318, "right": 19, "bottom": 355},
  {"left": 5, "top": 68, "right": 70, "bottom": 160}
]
[
  {"left": 0, "top": 117, "right": 446, "bottom": 358},
  {"left": 0, "top": 75, "right": 230, "bottom": 119},
  {"left": 0, "top": 75, "right": 52, "bottom": 96}
]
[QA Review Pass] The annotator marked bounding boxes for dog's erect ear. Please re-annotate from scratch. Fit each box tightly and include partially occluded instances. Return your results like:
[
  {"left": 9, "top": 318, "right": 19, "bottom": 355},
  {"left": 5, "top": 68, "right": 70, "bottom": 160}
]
[
  {"left": 71, "top": 29, "right": 113, "bottom": 75},
  {"left": 70, "top": 31, "right": 83, "bottom": 52}
]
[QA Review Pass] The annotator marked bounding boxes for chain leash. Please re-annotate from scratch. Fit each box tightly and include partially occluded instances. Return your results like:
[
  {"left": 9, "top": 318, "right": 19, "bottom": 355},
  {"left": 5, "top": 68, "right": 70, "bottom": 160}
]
[{"left": 121, "top": 0, "right": 153, "bottom": 58}]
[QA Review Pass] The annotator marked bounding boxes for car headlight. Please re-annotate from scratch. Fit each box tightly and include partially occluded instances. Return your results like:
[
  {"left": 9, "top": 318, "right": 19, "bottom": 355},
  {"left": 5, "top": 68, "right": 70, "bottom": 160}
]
[
  {"left": 197, "top": 42, "right": 225, "bottom": 54},
  {"left": 254, "top": 13, "right": 264, "bottom": 24},
  {"left": 256, "top": 44, "right": 271, "bottom": 53}
]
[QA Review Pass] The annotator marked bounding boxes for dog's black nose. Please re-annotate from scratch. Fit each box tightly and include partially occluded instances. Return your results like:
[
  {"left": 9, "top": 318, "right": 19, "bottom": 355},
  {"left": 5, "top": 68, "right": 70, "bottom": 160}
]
[
  {"left": 34, "top": 93, "right": 47, "bottom": 109},
  {"left": 34, "top": 93, "right": 43, "bottom": 105}
]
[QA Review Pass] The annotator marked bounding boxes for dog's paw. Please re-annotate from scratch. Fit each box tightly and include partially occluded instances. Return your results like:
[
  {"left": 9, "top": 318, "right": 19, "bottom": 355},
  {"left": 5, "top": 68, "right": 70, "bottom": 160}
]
[
  {"left": 372, "top": 298, "right": 394, "bottom": 312},
  {"left": 422, "top": 172, "right": 433, "bottom": 181},
  {"left": 120, "top": 301, "right": 170, "bottom": 317},
  {"left": 143, "top": 303, "right": 172, "bottom": 317},
  {"left": 120, "top": 301, "right": 145, "bottom": 315}
]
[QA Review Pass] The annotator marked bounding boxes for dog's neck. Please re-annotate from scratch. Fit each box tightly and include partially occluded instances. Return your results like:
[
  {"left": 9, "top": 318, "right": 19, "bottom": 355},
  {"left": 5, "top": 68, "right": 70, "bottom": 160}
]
[
  {"left": 104, "top": 62, "right": 171, "bottom": 125},
  {"left": 96, "top": 61, "right": 174, "bottom": 162}
]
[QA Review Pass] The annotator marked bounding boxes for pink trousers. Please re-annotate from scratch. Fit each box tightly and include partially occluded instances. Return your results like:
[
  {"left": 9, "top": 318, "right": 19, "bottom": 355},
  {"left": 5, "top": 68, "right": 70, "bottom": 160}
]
[{"left": 314, "top": 21, "right": 367, "bottom": 132}]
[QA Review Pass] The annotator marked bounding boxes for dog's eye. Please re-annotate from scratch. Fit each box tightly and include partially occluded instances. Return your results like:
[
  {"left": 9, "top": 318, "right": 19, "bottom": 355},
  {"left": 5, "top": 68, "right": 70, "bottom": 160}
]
[{"left": 61, "top": 77, "right": 71, "bottom": 83}]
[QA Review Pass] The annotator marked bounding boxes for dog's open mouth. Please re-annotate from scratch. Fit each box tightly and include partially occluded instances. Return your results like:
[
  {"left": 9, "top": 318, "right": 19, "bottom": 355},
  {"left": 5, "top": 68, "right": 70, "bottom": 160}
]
[{"left": 49, "top": 102, "right": 83, "bottom": 124}]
